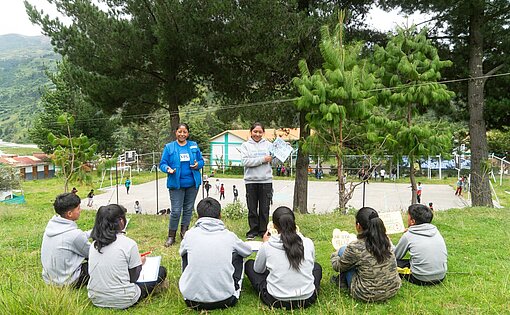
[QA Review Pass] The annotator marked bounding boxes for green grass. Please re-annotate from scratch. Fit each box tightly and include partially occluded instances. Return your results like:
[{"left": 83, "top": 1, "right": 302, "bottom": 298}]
[
  {"left": 1, "top": 177, "right": 509, "bottom": 314},
  {"left": 0, "top": 146, "right": 43, "bottom": 156}
]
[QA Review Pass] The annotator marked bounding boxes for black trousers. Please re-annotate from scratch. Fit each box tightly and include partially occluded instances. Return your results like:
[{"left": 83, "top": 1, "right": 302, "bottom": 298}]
[
  {"left": 72, "top": 261, "right": 89, "bottom": 288},
  {"left": 397, "top": 259, "right": 444, "bottom": 286},
  {"left": 244, "top": 259, "right": 322, "bottom": 310},
  {"left": 136, "top": 266, "right": 167, "bottom": 301},
  {"left": 245, "top": 183, "right": 272, "bottom": 237},
  {"left": 182, "top": 253, "right": 244, "bottom": 310}
]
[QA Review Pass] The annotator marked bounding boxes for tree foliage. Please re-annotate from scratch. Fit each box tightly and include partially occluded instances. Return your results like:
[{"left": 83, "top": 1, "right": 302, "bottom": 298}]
[
  {"left": 48, "top": 114, "right": 98, "bottom": 192},
  {"left": 294, "top": 12, "right": 378, "bottom": 211},
  {"left": 372, "top": 26, "right": 454, "bottom": 203}
]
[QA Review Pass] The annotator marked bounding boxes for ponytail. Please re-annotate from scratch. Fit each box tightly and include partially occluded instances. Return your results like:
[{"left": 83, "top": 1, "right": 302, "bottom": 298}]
[
  {"left": 273, "top": 206, "right": 304, "bottom": 270},
  {"left": 356, "top": 207, "right": 392, "bottom": 263}
]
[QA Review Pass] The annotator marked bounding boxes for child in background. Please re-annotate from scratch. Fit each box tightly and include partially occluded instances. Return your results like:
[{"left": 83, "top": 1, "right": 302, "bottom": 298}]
[
  {"left": 134, "top": 200, "right": 142, "bottom": 214},
  {"left": 233, "top": 185, "right": 239, "bottom": 202},
  {"left": 41, "top": 193, "right": 90, "bottom": 287},
  {"left": 455, "top": 178, "right": 463, "bottom": 196},
  {"left": 219, "top": 183, "right": 225, "bottom": 200},
  {"left": 87, "top": 204, "right": 167, "bottom": 309},
  {"left": 87, "top": 189, "right": 94, "bottom": 207},
  {"left": 245, "top": 206, "right": 322, "bottom": 310},
  {"left": 428, "top": 202, "right": 434, "bottom": 211},
  {"left": 179, "top": 198, "right": 252, "bottom": 310},
  {"left": 417, "top": 182, "right": 423, "bottom": 203},
  {"left": 215, "top": 179, "right": 220, "bottom": 195},
  {"left": 331, "top": 207, "right": 401, "bottom": 302},
  {"left": 395, "top": 204, "right": 447, "bottom": 285}
]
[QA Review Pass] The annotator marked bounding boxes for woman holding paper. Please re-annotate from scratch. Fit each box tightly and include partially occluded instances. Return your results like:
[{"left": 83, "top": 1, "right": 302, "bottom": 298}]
[
  {"left": 239, "top": 122, "right": 273, "bottom": 240},
  {"left": 160, "top": 123, "right": 204, "bottom": 246},
  {"left": 87, "top": 204, "right": 167, "bottom": 309}
]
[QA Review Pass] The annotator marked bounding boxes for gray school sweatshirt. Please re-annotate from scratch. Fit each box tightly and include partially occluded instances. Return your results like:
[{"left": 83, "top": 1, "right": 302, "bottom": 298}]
[
  {"left": 179, "top": 217, "right": 252, "bottom": 303},
  {"left": 394, "top": 223, "right": 448, "bottom": 282},
  {"left": 254, "top": 234, "right": 316, "bottom": 300},
  {"left": 239, "top": 137, "right": 273, "bottom": 184},
  {"left": 41, "top": 215, "right": 90, "bottom": 285}
]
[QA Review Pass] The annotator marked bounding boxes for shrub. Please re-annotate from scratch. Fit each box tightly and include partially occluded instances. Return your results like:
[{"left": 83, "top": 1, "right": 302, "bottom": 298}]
[{"left": 222, "top": 202, "right": 247, "bottom": 220}]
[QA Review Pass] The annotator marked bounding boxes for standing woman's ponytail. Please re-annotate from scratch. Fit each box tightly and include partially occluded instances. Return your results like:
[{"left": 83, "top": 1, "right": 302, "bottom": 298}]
[
  {"left": 273, "top": 206, "right": 304, "bottom": 270},
  {"left": 356, "top": 207, "right": 392, "bottom": 263}
]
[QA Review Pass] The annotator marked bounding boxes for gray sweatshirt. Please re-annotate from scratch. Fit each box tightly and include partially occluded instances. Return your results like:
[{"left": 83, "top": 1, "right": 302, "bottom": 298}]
[
  {"left": 240, "top": 137, "right": 273, "bottom": 184},
  {"left": 179, "top": 217, "right": 252, "bottom": 303},
  {"left": 41, "top": 215, "right": 90, "bottom": 285},
  {"left": 394, "top": 223, "right": 448, "bottom": 281},
  {"left": 254, "top": 234, "right": 316, "bottom": 300}
]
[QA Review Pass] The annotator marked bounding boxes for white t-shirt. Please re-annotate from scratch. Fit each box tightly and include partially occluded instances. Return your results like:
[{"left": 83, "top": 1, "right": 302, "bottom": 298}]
[
  {"left": 380, "top": 169, "right": 385, "bottom": 177},
  {"left": 87, "top": 234, "right": 142, "bottom": 309}
]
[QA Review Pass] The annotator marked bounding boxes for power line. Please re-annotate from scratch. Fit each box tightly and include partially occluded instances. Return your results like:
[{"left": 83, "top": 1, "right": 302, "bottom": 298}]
[{"left": 36, "top": 71, "right": 510, "bottom": 126}]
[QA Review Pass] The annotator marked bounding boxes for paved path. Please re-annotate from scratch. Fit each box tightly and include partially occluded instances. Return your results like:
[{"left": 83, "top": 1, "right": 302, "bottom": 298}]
[{"left": 82, "top": 177, "right": 468, "bottom": 214}]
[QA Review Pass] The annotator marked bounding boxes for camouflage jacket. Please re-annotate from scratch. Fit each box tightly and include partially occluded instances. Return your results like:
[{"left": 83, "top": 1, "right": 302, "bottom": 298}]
[{"left": 331, "top": 239, "right": 401, "bottom": 302}]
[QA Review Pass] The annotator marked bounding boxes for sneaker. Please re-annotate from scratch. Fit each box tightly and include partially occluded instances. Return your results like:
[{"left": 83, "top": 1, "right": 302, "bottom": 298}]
[{"left": 246, "top": 235, "right": 256, "bottom": 241}]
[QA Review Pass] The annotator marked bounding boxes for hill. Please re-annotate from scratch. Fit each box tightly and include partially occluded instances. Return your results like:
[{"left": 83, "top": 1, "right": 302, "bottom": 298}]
[{"left": 0, "top": 34, "right": 59, "bottom": 143}]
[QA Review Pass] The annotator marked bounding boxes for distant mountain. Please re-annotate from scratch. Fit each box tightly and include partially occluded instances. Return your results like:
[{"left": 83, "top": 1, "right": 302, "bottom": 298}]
[{"left": 0, "top": 34, "right": 59, "bottom": 143}]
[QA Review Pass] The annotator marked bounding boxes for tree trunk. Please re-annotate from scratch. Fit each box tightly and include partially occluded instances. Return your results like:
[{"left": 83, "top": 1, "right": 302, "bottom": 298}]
[
  {"left": 293, "top": 111, "right": 310, "bottom": 214},
  {"left": 409, "top": 155, "right": 417, "bottom": 204},
  {"left": 468, "top": 8, "right": 493, "bottom": 207},
  {"left": 168, "top": 104, "right": 180, "bottom": 142},
  {"left": 337, "top": 120, "right": 346, "bottom": 212}
]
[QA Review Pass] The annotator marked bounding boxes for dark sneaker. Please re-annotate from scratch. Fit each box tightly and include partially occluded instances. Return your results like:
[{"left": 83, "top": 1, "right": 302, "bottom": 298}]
[{"left": 246, "top": 235, "right": 256, "bottom": 241}]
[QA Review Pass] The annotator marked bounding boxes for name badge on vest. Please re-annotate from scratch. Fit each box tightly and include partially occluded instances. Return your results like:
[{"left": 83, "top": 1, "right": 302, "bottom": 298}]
[{"left": 180, "top": 153, "right": 190, "bottom": 162}]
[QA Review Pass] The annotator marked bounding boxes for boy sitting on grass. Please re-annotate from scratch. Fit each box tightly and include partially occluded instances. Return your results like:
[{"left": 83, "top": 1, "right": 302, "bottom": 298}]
[
  {"left": 395, "top": 204, "right": 448, "bottom": 285},
  {"left": 179, "top": 197, "right": 252, "bottom": 310},
  {"left": 41, "top": 192, "right": 91, "bottom": 287}
]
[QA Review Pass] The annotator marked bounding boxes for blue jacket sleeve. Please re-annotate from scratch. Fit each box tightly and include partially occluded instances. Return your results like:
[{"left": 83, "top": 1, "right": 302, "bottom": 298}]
[
  {"left": 159, "top": 143, "right": 172, "bottom": 173},
  {"left": 195, "top": 146, "right": 204, "bottom": 170}
]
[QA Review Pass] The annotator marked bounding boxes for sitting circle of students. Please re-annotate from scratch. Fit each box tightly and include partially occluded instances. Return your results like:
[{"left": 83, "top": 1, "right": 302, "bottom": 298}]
[{"left": 41, "top": 192, "right": 447, "bottom": 310}]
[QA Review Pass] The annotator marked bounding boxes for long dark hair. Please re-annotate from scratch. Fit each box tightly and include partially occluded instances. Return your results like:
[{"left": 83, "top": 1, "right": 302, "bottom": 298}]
[
  {"left": 273, "top": 206, "right": 304, "bottom": 270},
  {"left": 91, "top": 204, "right": 127, "bottom": 253},
  {"left": 356, "top": 207, "right": 392, "bottom": 263},
  {"left": 249, "top": 122, "right": 265, "bottom": 132}
]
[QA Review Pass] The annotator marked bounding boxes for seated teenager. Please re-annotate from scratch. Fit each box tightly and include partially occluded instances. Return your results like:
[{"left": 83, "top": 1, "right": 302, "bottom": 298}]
[
  {"left": 245, "top": 206, "right": 322, "bottom": 310},
  {"left": 395, "top": 204, "right": 448, "bottom": 285},
  {"left": 41, "top": 192, "right": 90, "bottom": 287},
  {"left": 331, "top": 207, "right": 401, "bottom": 302},
  {"left": 87, "top": 204, "right": 167, "bottom": 309},
  {"left": 179, "top": 197, "right": 252, "bottom": 310}
]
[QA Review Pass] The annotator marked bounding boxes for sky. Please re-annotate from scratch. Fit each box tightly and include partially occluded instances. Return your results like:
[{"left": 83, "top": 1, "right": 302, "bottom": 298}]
[{"left": 0, "top": 1, "right": 428, "bottom": 36}]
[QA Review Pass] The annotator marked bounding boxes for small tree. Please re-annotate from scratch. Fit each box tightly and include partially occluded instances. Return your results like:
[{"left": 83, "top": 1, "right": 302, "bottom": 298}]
[
  {"left": 373, "top": 26, "right": 454, "bottom": 203},
  {"left": 0, "top": 165, "right": 21, "bottom": 192},
  {"left": 293, "top": 12, "right": 378, "bottom": 211},
  {"left": 49, "top": 114, "right": 98, "bottom": 192}
]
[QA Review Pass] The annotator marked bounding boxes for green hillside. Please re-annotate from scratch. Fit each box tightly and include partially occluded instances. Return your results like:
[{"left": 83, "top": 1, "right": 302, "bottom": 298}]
[{"left": 0, "top": 34, "right": 59, "bottom": 143}]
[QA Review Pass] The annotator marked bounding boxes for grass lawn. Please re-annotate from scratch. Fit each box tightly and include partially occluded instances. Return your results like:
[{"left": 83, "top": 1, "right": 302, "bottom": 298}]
[{"left": 0, "top": 177, "right": 509, "bottom": 314}]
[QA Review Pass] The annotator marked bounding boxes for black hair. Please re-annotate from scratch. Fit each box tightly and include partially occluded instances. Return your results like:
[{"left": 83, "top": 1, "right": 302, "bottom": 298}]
[
  {"left": 355, "top": 207, "right": 392, "bottom": 264},
  {"left": 408, "top": 204, "right": 433, "bottom": 225},
  {"left": 272, "top": 206, "right": 304, "bottom": 271},
  {"left": 91, "top": 204, "right": 127, "bottom": 253},
  {"left": 196, "top": 197, "right": 221, "bottom": 219},
  {"left": 175, "top": 123, "right": 190, "bottom": 132},
  {"left": 53, "top": 193, "right": 81, "bottom": 216},
  {"left": 249, "top": 122, "right": 265, "bottom": 132}
]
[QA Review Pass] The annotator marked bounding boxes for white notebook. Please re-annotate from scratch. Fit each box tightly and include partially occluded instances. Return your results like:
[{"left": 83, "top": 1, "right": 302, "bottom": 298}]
[{"left": 137, "top": 256, "right": 161, "bottom": 283}]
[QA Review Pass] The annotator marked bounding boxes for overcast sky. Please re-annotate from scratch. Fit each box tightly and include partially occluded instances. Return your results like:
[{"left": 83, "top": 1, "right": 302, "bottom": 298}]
[{"left": 1, "top": 1, "right": 427, "bottom": 36}]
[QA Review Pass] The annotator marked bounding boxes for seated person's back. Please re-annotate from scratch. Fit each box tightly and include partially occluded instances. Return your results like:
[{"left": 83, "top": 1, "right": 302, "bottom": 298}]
[
  {"left": 41, "top": 192, "right": 90, "bottom": 287},
  {"left": 395, "top": 204, "right": 447, "bottom": 284},
  {"left": 179, "top": 197, "right": 252, "bottom": 310}
]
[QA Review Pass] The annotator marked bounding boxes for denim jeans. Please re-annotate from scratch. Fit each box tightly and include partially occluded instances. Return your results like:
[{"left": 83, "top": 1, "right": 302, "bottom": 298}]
[
  {"left": 338, "top": 245, "right": 355, "bottom": 288},
  {"left": 168, "top": 186, "right": 199, "bottom": 230}
]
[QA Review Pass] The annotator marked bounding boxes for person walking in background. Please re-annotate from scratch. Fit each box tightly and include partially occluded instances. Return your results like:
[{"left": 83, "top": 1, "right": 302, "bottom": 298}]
[
  {"left": 160, "top": 123, "right": 204, "bottom": 247},
  {"left": 417, "top": 182, "right": 423, "bottom": 204},
  {"left": 233, "top": 185, "right": 239, "bottom": 202},
  {"left": 215, "top": 179, "right": 221, "bottom": 195},
  {"left": 204, "top": 181, "right": 211, "bottom": 197},
  {"left": 380, "top": 169, "right": 386, "bottom": 182},
  {"left": 239, "top": 122, "right": 273, "bottom": 240},
  {"left": 455, "top": 177, "right": 463, "bottom": 196},
  {"left": 125, "top": 178, "right": 131, "bottom": 195},
  {"left": 87, "top": 189, "right": 94, "bottom": 207},
  {"left": 219, "top": 183, "right": 225, "bottom": 200}
]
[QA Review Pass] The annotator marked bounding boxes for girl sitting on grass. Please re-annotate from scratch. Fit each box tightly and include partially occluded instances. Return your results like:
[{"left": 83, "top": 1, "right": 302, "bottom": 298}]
[
  {"left": 87, "top": 204, "right": 167, "bottom": 309},
  {"left": 245, "top": 206, "right": 322, "bottom": 310},
  {"left": 331, "top": 207, "right": 401, "bottom": 302}
]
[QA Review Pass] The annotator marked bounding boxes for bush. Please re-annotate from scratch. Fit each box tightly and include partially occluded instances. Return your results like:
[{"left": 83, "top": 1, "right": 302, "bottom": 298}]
[{"left": 222, "top": 202, "right": 247, "bottom": 220}]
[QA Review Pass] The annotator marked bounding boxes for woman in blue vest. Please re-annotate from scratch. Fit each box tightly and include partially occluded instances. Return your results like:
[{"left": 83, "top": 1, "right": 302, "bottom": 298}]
[{"left": 160, "top": 123, "right": 204, "bottom": 246}]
